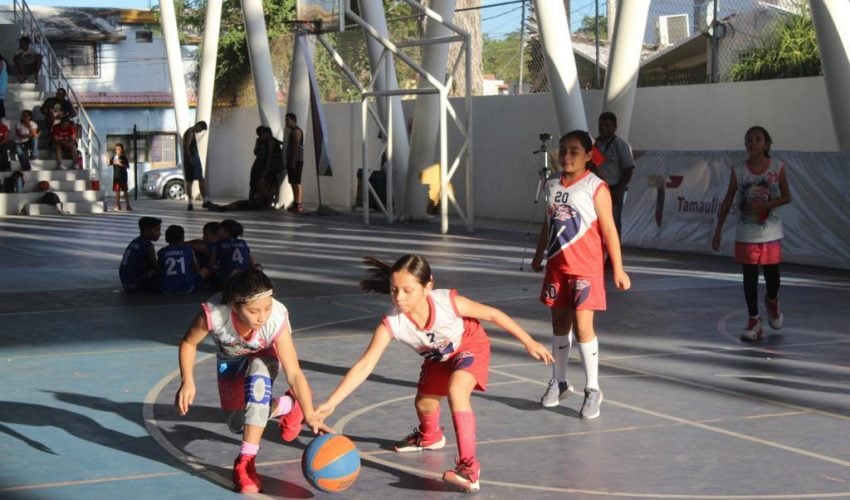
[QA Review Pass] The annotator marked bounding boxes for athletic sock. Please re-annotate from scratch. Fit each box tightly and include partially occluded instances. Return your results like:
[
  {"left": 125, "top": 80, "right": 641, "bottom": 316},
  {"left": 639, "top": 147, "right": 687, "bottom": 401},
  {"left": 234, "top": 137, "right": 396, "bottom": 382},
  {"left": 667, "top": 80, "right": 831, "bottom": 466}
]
[
  {"left": 418, "top": 407, "right": 442, "bottom": 441},
  {"left": 578, "top": 337, "right": 600, "bottom": 390},
  {"left": 240, "top": 441, "right": 259, "bottom": 457},
  {"left": 268, "top": 394, "right": 294, "bottom": 419},
  {"left": 552, "top": 330, "right": 573, "bottom": 383},
  {"left": 451, "top": 410, "right": 476, "bottom": 463}
]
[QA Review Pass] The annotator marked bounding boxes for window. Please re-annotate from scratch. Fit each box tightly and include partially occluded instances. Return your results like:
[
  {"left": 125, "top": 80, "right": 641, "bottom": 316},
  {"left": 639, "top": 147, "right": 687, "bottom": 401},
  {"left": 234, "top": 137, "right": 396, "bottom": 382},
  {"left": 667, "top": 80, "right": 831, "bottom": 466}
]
[
  {"left": 53, "top": 43, "right": 98, "bottom": 78},
  {"left": 106, "top": 133, "right": 178, "bottom": 169},
  {"left": 135, "top": 31, "right": 153, "bottom": 43}
]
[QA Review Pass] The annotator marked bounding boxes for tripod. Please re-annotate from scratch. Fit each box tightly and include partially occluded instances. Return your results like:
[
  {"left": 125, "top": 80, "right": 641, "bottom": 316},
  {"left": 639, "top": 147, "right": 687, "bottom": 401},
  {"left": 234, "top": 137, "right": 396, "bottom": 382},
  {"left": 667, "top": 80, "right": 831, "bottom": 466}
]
[{"left": 519, "top": 134, "right": 554, "bottom": 270}]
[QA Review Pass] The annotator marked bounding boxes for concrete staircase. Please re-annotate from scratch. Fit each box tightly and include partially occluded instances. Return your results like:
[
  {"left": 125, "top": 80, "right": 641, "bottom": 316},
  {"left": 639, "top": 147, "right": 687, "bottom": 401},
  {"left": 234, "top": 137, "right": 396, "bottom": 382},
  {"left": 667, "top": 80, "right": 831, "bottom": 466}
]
[{"left": 0, "top": 82, "right": 104, "bottom": 216}]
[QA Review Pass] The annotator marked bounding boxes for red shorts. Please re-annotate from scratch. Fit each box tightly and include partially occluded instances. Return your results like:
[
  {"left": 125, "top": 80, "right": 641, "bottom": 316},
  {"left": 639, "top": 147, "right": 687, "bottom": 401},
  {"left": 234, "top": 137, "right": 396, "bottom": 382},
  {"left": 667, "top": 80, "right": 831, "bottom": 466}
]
[
  {"left": 417, "top": 320, "right": 490, "bottom": 396},
  {"left": 113, "top": 181, "right": 128, "bottom": 192},
  {"left": 735, "top": 240, "right": 781, "bottom": 265},
  {"left": 540, "top": 269, "right": 606, "bottom": 311}
]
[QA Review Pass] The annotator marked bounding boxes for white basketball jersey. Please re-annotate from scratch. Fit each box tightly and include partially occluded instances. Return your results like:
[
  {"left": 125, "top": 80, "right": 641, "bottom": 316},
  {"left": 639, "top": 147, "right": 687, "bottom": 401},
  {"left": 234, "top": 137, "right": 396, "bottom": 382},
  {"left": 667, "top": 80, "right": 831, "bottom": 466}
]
[
  {"left": 202, "top": 293, "right": 291, "bottom": 359},
  {"left": 734, "top": 159, "right": 785, "bottom": 243},
  {"left": 382, "top": 289, "right": 464, "bottom": 362}
]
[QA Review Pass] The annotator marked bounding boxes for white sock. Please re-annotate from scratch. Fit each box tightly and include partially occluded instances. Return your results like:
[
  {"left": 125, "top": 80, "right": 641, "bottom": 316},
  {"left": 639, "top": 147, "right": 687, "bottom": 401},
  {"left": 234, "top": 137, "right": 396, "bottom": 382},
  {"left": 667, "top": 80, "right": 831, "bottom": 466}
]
[
  {"left": 204, "top": 196, "right": 210, "bottom": 202},
  {"left": 552, "top": 331, "right": 573, "bottom": 384},
  {"left": 578, "top": 337, "right": 600, "bottom": 390}
]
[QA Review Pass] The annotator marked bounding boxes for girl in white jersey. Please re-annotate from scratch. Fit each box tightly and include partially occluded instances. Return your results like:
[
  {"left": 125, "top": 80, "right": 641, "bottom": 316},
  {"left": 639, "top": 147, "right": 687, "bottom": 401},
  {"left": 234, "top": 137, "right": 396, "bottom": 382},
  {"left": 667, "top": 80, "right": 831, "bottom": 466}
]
[
  {"left": 175, "top": 270, "right": 329, "bottom": 493},
  {"left": 531, "top": 130, "right": 631, "bottom": 420},
  {"left": 713, "top": 126, "right": 791, "bottom": 341},
  {"left": 313, "top": 255, "right": 554, "bottom": 493}
]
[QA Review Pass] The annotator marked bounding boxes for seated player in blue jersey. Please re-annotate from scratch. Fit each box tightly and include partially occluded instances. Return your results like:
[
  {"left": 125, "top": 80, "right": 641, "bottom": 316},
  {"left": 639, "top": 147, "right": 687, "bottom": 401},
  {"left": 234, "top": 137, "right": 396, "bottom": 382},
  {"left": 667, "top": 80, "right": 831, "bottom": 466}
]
[
  {"left": 187, "top": 221, "right": 221, "bottom": 271},
  {"left": 119, "top": 216, "right": 161, "bottom": 292},
  {"left": 208, "top": 219, "right": 262, "bottom": 285},
  {"left": 158, "top": 225, "right": 209, "bottom": 295}
]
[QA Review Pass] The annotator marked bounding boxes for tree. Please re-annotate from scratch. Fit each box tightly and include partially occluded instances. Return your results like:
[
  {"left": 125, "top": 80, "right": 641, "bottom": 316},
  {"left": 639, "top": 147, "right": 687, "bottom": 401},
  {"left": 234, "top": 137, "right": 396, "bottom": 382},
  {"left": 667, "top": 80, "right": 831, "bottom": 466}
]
[
  {"left": 728, "top": 8, "right": 820, "bottom": 81},
  {"left": 576, "top": 14, "right": 607, "bottom": 40}
]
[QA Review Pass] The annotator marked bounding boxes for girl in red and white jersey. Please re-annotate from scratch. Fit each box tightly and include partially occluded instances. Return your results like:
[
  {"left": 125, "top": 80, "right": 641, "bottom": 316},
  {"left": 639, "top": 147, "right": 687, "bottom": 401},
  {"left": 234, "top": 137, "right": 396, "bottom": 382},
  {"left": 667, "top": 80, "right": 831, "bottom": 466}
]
[
  {"left": 531, "top": 130, "right": 631, "bottom": 420},
  {"left": 712, "top": 126, "right": 791, "bottom": 341},
  {"left": 314, "top": 255, "right": 553, "bottom": 493}
]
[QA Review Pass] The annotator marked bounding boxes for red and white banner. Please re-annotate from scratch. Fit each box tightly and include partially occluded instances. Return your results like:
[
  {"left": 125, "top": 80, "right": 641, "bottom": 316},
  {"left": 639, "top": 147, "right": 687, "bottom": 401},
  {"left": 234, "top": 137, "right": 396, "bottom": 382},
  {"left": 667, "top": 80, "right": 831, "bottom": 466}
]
[{"left": 622, "top": 151, "right": 850, "bottom": 270}]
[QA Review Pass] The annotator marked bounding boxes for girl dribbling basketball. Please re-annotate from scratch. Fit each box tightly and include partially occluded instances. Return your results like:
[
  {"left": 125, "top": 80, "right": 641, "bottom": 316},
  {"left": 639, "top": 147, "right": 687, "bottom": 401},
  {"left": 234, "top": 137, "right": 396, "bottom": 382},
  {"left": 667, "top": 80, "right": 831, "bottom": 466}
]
[{"left": 313, "top": 255, "right": 554, "bottom": 493}]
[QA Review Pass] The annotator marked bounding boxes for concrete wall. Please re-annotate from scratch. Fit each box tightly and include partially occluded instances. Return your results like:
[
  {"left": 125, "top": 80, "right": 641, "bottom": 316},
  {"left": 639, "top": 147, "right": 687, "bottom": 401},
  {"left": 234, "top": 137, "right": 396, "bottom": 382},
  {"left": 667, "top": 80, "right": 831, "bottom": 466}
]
[{"left": 205, "top": 76, "right": 838, "bottom": 222}]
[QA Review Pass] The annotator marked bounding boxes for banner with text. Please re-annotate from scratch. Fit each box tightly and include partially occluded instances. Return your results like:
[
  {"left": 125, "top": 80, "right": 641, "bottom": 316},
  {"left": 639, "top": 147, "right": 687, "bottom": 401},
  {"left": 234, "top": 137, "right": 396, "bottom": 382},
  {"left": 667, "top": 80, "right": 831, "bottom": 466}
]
[{"left": 622, "top": 151, "right": 850, "bottom": 270}]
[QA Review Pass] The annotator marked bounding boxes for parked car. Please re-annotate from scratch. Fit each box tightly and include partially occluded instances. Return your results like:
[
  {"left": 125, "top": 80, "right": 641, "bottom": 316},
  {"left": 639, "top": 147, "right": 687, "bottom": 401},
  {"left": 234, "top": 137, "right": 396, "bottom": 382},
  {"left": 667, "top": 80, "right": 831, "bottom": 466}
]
[{"left": 141, "top": 166, "right": 185, "bottom": 200}]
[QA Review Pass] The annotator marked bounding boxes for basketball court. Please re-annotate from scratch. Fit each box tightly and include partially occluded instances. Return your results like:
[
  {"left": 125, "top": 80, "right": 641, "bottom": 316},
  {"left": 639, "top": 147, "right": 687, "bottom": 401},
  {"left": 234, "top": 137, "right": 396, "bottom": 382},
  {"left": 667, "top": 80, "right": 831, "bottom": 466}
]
[{"left": 2, "top": 199, "right": 850, "bottom": 499}]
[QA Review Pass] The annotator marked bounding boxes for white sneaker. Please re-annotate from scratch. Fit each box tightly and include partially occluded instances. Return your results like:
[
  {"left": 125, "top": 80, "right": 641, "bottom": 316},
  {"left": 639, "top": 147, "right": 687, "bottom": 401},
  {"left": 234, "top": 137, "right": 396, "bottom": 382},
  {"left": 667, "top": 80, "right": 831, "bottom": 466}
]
[
  {"left": 580, "top": 388, "right": 604, "bottom": 419},
  {"left": 741, "top": 316, "right": 763, "bottom": 341},
  {"left": 765, "top": 297, "right": 784, "bottom": 330},
  {"left": 540, "top": 378, "right": 575, "bottom": 408}
]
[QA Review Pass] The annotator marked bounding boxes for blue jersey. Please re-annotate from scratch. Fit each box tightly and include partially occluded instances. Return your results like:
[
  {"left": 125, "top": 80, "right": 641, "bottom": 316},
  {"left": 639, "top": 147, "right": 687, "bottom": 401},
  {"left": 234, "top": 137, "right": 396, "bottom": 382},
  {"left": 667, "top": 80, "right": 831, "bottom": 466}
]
[
  {"left": 158, "top": 244, "right": 199, "bottom": 295},
  {"left": 216, "top": 238, "right": 252, "bottom": 279},
  {"left": 119, "top": 236, "right": 155, "bottom": 290}
]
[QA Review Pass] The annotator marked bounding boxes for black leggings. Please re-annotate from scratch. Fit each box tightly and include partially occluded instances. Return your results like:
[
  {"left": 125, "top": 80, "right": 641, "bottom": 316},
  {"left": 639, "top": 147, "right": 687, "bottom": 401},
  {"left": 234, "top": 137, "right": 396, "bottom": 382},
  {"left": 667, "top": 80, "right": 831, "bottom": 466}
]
[{"left": 742, "top": 264, "right": 781, "bottom": 316}]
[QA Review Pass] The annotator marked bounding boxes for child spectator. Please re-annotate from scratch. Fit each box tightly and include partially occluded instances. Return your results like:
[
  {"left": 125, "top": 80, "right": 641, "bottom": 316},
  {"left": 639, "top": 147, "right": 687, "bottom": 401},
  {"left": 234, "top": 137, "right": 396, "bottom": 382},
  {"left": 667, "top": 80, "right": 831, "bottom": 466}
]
[
  {"left": 187, "top": 221, "right": 221, "bottom": 270},
  {"left": 52, "top": 115, "right": 76, "bottom": 170},
  {"left": 110, "top": 143, "right": 131, "bottom": 211},
  {"left": 14, "top": 110, "right": 38, "bottom": 171},
  {"left": 0, "top": 118, "right": 13, "bottom": 171},
  {"left": 119, "top": 216, "right": 161, "bottom": 292},
  {"left": 209, "top": 219, "right": 261, "bottom": 284},
  {"left": 158, "top": 225, "right": 207, "bottom": 295}
]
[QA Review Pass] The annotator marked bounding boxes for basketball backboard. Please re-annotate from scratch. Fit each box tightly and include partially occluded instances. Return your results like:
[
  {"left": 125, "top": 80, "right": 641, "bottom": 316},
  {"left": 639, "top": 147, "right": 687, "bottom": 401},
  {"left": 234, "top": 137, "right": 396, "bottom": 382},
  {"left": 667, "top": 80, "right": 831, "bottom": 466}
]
[{"left": 296, "top": 0, "right": 345, "bottom": 33}]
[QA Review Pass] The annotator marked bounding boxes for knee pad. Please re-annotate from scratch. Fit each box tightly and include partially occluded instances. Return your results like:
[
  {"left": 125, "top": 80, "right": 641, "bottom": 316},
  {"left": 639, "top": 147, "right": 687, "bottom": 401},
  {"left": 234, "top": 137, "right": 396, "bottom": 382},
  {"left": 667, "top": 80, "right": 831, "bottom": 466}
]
[{"left": 244, "top": 374, "right": 272, "bottom": 405}]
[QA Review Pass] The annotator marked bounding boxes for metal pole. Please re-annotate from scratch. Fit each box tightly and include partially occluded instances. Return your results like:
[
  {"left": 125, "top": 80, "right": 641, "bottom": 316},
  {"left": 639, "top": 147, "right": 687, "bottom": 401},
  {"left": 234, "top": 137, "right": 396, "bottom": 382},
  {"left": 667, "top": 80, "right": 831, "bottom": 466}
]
[
  {"left": 710, "top": 0, "right": 719, "bottom": 83},
  {"left": 518, "top": 0, "right": 526, "bottom": 94},
  {"left": 594, "top": 0, "right": 601, "bottom": 88}
]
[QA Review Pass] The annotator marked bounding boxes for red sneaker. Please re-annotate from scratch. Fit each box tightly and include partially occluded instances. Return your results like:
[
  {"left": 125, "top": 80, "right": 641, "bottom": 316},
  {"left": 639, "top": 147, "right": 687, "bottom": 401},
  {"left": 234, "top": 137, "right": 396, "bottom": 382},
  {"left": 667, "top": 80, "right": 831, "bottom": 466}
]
[
  {"left": 765, "top": 296, "right": 784, "bottom": 330},
  {"left": 232, "top": 454, "right": 262, "bottom": 493},
  {"left": 279, "top": 390, "right": 303, "bottom": 442},
  {"left": 393, "top": 427, "right": 446, "bottom": 452},
  {"left": 442, "top": 457, "right": 481, "bottom": 493}
]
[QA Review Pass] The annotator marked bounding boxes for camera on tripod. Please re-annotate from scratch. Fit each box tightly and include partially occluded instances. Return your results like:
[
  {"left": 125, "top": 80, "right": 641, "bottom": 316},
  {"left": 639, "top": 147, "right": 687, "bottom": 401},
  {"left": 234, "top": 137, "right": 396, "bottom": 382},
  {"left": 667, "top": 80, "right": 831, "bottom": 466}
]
[{"left": 534, "top": 132, "right": 552, "bottom": 154}]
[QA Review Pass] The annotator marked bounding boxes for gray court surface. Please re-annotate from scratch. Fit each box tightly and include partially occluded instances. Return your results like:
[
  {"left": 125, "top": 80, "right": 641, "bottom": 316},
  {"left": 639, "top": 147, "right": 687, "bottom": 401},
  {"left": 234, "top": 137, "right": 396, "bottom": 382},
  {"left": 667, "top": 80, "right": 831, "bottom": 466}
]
[{"left": 2, "top": 199, "right": 849, "bottom": 499}]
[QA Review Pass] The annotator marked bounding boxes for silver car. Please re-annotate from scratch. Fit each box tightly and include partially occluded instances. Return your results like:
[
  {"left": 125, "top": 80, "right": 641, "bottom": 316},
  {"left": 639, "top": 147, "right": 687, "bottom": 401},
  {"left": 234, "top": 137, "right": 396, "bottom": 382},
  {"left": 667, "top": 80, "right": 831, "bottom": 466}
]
[{"left": 141, "top": 166, "right": 185, "bottom": 200}]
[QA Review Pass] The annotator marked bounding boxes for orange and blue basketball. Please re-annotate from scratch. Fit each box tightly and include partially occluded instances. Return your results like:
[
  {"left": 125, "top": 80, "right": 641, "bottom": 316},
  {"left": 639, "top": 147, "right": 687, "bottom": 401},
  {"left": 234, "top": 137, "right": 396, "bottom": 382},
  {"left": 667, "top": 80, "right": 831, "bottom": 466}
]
[{"left": 301, "top": 433, "right": 360, "bottom": 492}]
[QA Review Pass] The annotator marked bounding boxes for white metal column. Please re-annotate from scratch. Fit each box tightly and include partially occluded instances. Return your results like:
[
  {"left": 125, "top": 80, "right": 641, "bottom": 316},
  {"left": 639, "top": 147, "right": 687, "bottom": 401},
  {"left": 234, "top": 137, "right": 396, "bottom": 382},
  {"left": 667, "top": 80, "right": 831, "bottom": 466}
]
[
  {"left": 241, "top": 0, "right": 284, "bottom": 140},
  {"left": 534, "top": 0, "right": 587, "bottom": 135},
  {"left": 196, "top": 0, "right": 223, "bottom": 176},
  {"left": 159, "top": 0, "right": 190, "bottom": 141},
  {"left": 406, "top": 0, "right": 457, "bottom": 223},
  {"left": 810, "top": 0, "right": 850, "bottom": 151},
  {"left": 600, "top": 0, "right": 650, "bottom": 140},
  {"left": 360, "top": 0, "right": 410, "bottom": 214}
]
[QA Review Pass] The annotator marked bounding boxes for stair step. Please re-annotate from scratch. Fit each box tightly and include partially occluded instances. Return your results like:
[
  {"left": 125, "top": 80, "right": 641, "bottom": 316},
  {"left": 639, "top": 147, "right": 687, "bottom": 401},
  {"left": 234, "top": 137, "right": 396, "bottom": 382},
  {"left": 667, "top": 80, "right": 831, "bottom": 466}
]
[{"left": 21, "top": 169, "right": 91, "bottom": 182}]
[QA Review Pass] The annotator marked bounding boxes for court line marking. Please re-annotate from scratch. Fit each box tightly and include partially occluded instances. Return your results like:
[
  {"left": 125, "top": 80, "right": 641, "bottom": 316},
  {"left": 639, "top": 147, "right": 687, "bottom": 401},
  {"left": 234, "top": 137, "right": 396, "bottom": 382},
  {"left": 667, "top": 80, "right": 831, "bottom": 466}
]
[
  {"left": 0, "top": 472, "right": 185, "bottom": 493},
  {"left": 14, "top": 284, "right": 841, "bottom": 496}
]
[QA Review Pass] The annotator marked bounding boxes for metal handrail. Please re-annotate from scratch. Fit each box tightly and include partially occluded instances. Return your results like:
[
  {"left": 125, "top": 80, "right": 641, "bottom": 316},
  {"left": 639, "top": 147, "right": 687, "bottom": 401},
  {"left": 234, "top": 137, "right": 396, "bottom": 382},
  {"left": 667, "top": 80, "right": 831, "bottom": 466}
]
[{"left": 12, "top": 0, "right": 104, "bottom": 185}]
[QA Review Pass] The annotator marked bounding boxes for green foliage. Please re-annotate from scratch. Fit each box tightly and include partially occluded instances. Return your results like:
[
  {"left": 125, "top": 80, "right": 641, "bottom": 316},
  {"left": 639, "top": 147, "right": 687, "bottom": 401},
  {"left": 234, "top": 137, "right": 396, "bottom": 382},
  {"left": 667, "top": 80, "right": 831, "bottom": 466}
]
[
  {"left": 576, "top": 15, "right": 607, "bottom": 40},
  {"left": 482, "top": 32, "right": 522, "bottom": 84},
  {"left": 728, "top": 9, "right": 820, "bottom": 81}
]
